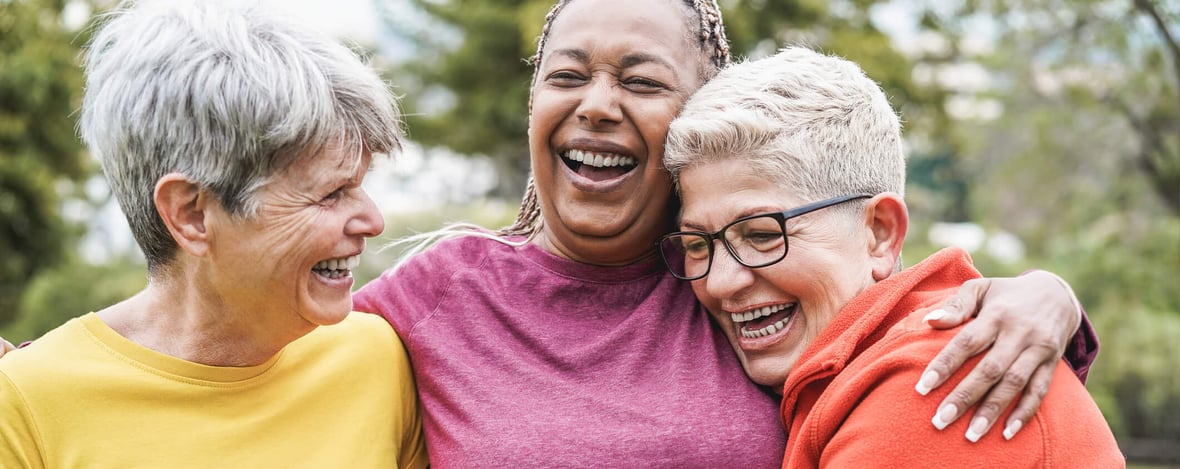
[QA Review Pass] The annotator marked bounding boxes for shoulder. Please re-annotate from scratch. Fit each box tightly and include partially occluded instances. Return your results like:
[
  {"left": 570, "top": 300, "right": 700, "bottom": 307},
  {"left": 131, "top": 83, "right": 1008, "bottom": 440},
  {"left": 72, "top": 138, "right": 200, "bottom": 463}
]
[
  {"left": 819, "top": 311, "right": 1121, "bottom": 467},
  {"left": 358, "top": 235, "right": 510, "bottom": 296},
  {"left": 300, "top": 312, "right": 404, "bottom": 355},
  {"left": 0, "top": 318, "right": 92, "bottom": 383}
]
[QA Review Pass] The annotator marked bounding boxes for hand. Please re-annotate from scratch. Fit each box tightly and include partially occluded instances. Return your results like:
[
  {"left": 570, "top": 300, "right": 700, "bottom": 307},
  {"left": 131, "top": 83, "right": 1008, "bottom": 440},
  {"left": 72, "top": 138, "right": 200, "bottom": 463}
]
[
  {"left": 1, "top": 337, "right": 15, "bottom": 357},
  {"left": 915, "top": 270, "right": 1081, "bottom": 442}
]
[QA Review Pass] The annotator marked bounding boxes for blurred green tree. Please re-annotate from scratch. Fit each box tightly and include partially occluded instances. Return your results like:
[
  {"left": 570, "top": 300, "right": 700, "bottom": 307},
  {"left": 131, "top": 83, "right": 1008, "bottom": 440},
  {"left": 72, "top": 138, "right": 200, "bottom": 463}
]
[
  {"left": 0, "top": 0, "right": 91, "bottom": 327},
  {"left": 897, "top": 0, "right": 1180, "bottom": 441},
  {"left": 1, "top": 256, "right": 146, "bottom": 344}
]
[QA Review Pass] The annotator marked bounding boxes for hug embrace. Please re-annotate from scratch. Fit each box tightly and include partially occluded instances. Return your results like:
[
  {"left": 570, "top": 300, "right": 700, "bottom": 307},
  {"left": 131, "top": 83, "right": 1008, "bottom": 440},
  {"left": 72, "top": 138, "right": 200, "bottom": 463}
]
[{"left": 0, "top": 0, "right": 1117, "bottom": 467}]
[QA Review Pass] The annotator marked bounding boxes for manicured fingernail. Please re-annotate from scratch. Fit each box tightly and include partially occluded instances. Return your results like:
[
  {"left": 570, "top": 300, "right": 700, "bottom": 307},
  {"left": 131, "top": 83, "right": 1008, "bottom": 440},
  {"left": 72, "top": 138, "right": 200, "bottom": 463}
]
[
  {"left": 966, "top": 416, "right": 988, "bottom": 442},
  {"left": 1003, "top": 420, "right": 1023, "bottom": 440},
  {"left": 915, "top": 370, "right": 939, "bottom": 395},
  {"left": 923, "top": 309, "right": 947, "bottom": 323},
  {"left": 932, "top": 404, "right": 957, "bottom": 430}
]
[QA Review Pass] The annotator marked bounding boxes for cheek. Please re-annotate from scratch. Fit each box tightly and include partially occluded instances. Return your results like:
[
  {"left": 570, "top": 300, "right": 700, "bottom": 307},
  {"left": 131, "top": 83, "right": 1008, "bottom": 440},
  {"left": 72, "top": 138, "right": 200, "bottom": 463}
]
[
  {"left": 642, "top": 99, "right": 685, "bottom": 136},
  {"left": 691, "top": 281, "right": 718, "bottom": 312},
  {"left": 528, "top": 90, "right": 565, "bottom": 134}
]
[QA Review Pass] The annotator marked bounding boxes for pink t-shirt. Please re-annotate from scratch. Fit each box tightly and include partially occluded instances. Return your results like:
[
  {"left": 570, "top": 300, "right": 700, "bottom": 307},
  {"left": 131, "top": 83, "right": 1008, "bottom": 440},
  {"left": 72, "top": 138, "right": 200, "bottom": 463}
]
[{"left": 354, "top": 236, "right": 786, "bottom": 468}]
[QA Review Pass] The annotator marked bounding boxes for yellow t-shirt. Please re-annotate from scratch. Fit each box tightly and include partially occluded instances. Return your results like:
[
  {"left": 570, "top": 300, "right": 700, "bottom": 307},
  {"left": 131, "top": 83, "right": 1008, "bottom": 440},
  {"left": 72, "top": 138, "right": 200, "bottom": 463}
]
[{"left": 0, "top": 312, "right": 427, "bottom": 469}]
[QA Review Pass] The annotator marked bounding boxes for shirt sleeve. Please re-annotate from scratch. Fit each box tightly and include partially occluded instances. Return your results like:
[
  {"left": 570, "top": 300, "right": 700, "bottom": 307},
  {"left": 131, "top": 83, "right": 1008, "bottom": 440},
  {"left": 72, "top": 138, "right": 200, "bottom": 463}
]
[
  {"left": 389, "top": 334, "right": 429, "bottom": 469},
  {"left": 1064, "top": 306, "right": 1099, "bottom": 383},
  {"left": 0, "top": 372, "right": 44, "bottom": 469}
]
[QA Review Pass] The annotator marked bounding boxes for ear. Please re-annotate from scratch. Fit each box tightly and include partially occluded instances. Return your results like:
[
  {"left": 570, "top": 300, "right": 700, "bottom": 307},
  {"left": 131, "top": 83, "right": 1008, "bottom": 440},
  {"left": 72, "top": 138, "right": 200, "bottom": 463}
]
[
  {"left": 154, "top": 173, "right": 211, "bottom": 258},
  {"left": 864, "top": 193, "right": 908, "bottom": 281}
]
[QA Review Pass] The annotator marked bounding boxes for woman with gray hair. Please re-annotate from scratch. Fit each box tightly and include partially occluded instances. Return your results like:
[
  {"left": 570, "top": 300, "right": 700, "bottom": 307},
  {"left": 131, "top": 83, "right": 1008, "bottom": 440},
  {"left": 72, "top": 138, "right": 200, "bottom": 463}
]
[
  {"left": 660, "top": 46, "right": 1122, "bottom": 467},
  {"left": 0, "top": 1, "right": 426, "bottom": 466}
]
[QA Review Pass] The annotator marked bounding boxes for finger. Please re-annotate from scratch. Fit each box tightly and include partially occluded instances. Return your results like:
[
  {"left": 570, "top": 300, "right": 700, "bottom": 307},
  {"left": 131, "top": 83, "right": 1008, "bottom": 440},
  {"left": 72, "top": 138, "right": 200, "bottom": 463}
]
[
  {"left": 929, "top": 327, "right": 1017, "bottom": 431},
  {"left": 1001, "top": 358, "right": 1056, "bottom": 440},
  {"left": 926, "top": 278, "right": 991, "bottom": 330},
  {"left": 962, "top": 348, "right": 1052, "bottom": 442},
  {"left": 0, "top": 338, "right": 15, "bottom": 356},
  {"left": 917, "top": 314, "right": 1000, "bottom": 396}
]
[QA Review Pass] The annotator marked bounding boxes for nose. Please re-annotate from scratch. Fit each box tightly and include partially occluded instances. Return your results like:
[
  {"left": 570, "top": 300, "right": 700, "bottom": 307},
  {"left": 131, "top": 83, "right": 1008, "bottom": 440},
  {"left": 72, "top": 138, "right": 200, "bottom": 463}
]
[
  {"left": 576, "top": 75, "right": 623, "bottom": 127},
  {"left": 701, "top": 241, "right": 756, "bottom": 302},
  {"left": 347, "top": 188, "right": 385, "bottom": 238}
]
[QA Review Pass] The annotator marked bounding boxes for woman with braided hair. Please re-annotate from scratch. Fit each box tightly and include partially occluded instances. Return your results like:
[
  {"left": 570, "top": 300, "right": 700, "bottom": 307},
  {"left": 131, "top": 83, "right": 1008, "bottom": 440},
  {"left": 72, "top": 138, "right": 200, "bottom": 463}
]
[{"left": 352, "top": 0, "right": 1097, "bottom": 465}]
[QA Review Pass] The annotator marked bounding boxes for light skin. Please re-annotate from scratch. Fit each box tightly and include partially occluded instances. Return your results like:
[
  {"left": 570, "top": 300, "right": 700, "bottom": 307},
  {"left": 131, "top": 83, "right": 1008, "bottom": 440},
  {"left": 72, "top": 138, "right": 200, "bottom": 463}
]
[
  {"left": 678, "top": 159, "right": 907, "bottom": 390},
  {"left": 96, "top": 147, "right": 383, "bottom": 367},
  {"left": 524, "top": 0, "right": 1082, "bottom": 440}
]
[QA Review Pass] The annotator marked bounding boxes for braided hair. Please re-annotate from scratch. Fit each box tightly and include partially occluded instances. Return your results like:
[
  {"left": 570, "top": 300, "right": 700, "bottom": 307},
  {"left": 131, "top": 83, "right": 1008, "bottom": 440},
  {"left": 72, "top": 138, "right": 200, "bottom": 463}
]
[{"left": 497, "top": 0, "right": 733, "bottom": 238}]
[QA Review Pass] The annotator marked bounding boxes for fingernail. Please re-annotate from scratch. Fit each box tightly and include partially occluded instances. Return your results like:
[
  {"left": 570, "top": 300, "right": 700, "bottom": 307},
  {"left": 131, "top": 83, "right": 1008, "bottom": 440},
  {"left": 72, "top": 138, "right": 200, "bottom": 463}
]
[
  {"left": 915, "top": 370, "right": 939, "bottom": 395},
  {"left": 932, "top": 404, "right": 957, "bottom": 430},
  {"left": 965, "top": 416, "right": 988, "bottom": 442},
  {"left": 1003, "top": 420, "right": 1023, "bottom": 440},
  {"left": 923, "top": 309, "right": 947, "bottom": 323}
]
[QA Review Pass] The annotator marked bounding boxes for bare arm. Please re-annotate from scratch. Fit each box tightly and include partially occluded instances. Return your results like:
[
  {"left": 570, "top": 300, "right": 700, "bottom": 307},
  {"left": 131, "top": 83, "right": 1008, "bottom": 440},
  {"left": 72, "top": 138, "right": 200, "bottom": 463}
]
[{"left": 916, "top": 270, "right": 1084, "bottom": 442}]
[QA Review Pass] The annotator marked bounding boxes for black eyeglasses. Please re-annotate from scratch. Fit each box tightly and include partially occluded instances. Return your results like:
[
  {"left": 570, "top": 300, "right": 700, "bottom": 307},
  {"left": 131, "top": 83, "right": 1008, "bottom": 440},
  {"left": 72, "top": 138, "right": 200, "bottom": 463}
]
[{"left": 656, "top": 194, "right": 873, "bottom": 281}]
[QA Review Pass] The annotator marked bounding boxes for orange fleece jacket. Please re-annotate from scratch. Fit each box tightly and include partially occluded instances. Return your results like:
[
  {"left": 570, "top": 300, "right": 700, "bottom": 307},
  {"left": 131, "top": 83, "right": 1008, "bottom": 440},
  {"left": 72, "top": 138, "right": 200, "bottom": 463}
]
[{"left": 780, "top": 248, "right": 1123, "bottom": 468}]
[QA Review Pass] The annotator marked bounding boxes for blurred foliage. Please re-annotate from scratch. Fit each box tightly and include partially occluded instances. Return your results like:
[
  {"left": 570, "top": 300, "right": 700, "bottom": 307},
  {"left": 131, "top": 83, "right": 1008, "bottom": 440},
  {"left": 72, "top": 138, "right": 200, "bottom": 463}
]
[
  {"left": 354, "top": 201, "right": 518, "bottom": 284},
  {"left": 1, "top": 256, "right": 146, "bottom": 344},
  {"left": 0, "top": 0, "right": 92, "bottom": 326}
]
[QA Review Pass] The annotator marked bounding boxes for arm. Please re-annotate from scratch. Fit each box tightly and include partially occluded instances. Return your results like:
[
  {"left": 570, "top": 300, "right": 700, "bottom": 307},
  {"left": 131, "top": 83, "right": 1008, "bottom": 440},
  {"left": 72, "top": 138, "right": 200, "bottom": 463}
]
[{"left": 914, "top": 270, "right": 1091, "bottom": 441}]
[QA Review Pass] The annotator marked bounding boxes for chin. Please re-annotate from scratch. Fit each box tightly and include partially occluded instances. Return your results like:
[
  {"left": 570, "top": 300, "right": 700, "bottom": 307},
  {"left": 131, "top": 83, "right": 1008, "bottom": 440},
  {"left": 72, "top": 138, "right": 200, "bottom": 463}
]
[
  {"left": 305, "top": 300, "right": 353, "bottom": 326},
  {"left": 747, "top": 360, "right": 791, "bottom": 391}
]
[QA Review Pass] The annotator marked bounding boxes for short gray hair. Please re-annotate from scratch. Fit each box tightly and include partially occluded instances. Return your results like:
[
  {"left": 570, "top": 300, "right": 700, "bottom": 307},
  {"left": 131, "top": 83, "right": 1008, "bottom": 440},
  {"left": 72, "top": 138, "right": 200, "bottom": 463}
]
[
  {"left": 664, "top": 46, "right": 905, "bottom": 208},
  {"left": 80, "top": 0, "right": 402, "bottom": 272}
]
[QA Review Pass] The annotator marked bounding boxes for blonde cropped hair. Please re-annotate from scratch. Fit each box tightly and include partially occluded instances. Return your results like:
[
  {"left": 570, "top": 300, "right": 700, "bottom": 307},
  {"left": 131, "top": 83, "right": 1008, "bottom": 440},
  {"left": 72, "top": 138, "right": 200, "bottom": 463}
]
[{"left": 664, "top": 46, "right": 905, "bottom": 207}]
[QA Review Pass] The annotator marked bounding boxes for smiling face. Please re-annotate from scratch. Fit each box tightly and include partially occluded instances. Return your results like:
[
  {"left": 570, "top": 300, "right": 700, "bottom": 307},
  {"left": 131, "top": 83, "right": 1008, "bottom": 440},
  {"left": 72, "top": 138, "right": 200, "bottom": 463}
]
[
  {"left": 527, "top": 0, "right": 704, "bottom": 265},
  {"left": 678, "top": 158, "right": 878, "bottom": 391},
  {"left": 204, "top": 146, "right": 384, "bottom": 334}
]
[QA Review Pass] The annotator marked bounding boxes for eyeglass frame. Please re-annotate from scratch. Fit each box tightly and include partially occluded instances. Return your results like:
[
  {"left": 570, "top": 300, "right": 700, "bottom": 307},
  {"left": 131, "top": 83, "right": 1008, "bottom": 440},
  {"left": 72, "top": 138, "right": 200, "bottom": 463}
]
[{"left": 656, "top": 193, "right": 875, "bottom": 281}]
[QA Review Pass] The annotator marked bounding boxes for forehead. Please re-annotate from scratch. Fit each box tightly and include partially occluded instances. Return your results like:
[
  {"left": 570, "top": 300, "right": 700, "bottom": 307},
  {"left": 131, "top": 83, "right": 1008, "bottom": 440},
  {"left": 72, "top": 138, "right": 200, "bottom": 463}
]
[
  {"left": 545, "top": 0, "right": 700, "bottom": 68},
  {"left": 276, "top": 145, "right": 368, "bottom": 190},
  {"left": 679, "top": 159, "right": 805, "bottom": 224}
]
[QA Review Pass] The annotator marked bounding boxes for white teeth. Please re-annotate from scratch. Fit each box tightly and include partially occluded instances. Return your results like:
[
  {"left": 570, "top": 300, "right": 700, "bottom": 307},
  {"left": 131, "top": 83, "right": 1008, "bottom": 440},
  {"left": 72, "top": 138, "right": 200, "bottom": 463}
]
[
  {"left": 314, "top": 255, "right": 359, "bottom": 272},
  {"left": 740, "top": 319, "right": 788, "bottom": 339},
  {"left": 730, "top": 304, "right": 786, "bottom": 324},
  {"left": 564, "top": 150, "right": 637, "bottom": 169},
  {"left": 729, "top": 303, "right": 795, "bottom": 339}
]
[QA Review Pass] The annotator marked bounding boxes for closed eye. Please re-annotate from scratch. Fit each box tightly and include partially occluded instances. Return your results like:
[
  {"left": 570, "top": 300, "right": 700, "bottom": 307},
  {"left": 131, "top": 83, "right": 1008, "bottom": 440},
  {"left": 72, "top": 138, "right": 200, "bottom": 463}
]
[
  {"left": 320, "top": 187, "right": 345, "bottom": 205},
  {"left": 546, "top": 70, "right": 587, "bottom": 87},
  {"left": 623, "top": 76, "right": 666, "bottom": 92}
]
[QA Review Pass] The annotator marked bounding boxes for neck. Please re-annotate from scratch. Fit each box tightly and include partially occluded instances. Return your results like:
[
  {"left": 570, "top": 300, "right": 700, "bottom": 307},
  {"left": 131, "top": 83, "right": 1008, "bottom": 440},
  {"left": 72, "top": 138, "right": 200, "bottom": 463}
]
[
  {"left": 533, "top": 228, "right": 661, "bottom": 266},
  {"left": 98, "top": 279, "right": 312, "bottom": 367}
]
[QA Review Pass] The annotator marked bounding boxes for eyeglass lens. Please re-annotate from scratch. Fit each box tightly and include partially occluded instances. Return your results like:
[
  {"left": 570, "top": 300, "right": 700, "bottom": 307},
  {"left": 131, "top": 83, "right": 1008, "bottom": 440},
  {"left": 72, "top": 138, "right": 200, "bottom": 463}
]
[{"left": 658, "top": 214, "right": 787, "bottom": 280}]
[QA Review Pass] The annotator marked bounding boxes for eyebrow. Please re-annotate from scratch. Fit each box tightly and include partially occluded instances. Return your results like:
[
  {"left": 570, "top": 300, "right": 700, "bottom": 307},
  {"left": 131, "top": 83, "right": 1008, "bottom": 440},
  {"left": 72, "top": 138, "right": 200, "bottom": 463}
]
[
  {"left": 680, "top": 206, "right": 783, "bottom": 232},
  {"left": 549, "top": 48, "right": 677, "bottom": 72}
]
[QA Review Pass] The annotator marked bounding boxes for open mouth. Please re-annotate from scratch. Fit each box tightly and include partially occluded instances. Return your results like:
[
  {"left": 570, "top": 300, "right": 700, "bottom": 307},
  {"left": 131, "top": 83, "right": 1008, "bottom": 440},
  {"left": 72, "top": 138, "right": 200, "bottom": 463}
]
[
  {"left": 561, "top": 149, "right": 638, "bottom": 182},
  {"left": 731, "top": 303, "right": 798, "bottom": 339},
  {"left": 312, "top": 255, "right": 360, "bottom": 280}
]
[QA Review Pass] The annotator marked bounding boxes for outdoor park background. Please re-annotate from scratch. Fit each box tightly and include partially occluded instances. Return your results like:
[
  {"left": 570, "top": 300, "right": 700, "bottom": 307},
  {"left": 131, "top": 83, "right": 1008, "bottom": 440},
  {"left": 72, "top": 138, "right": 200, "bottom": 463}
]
[{"left": 2, "top": 0, "right": 1177, "bottom": 464}]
